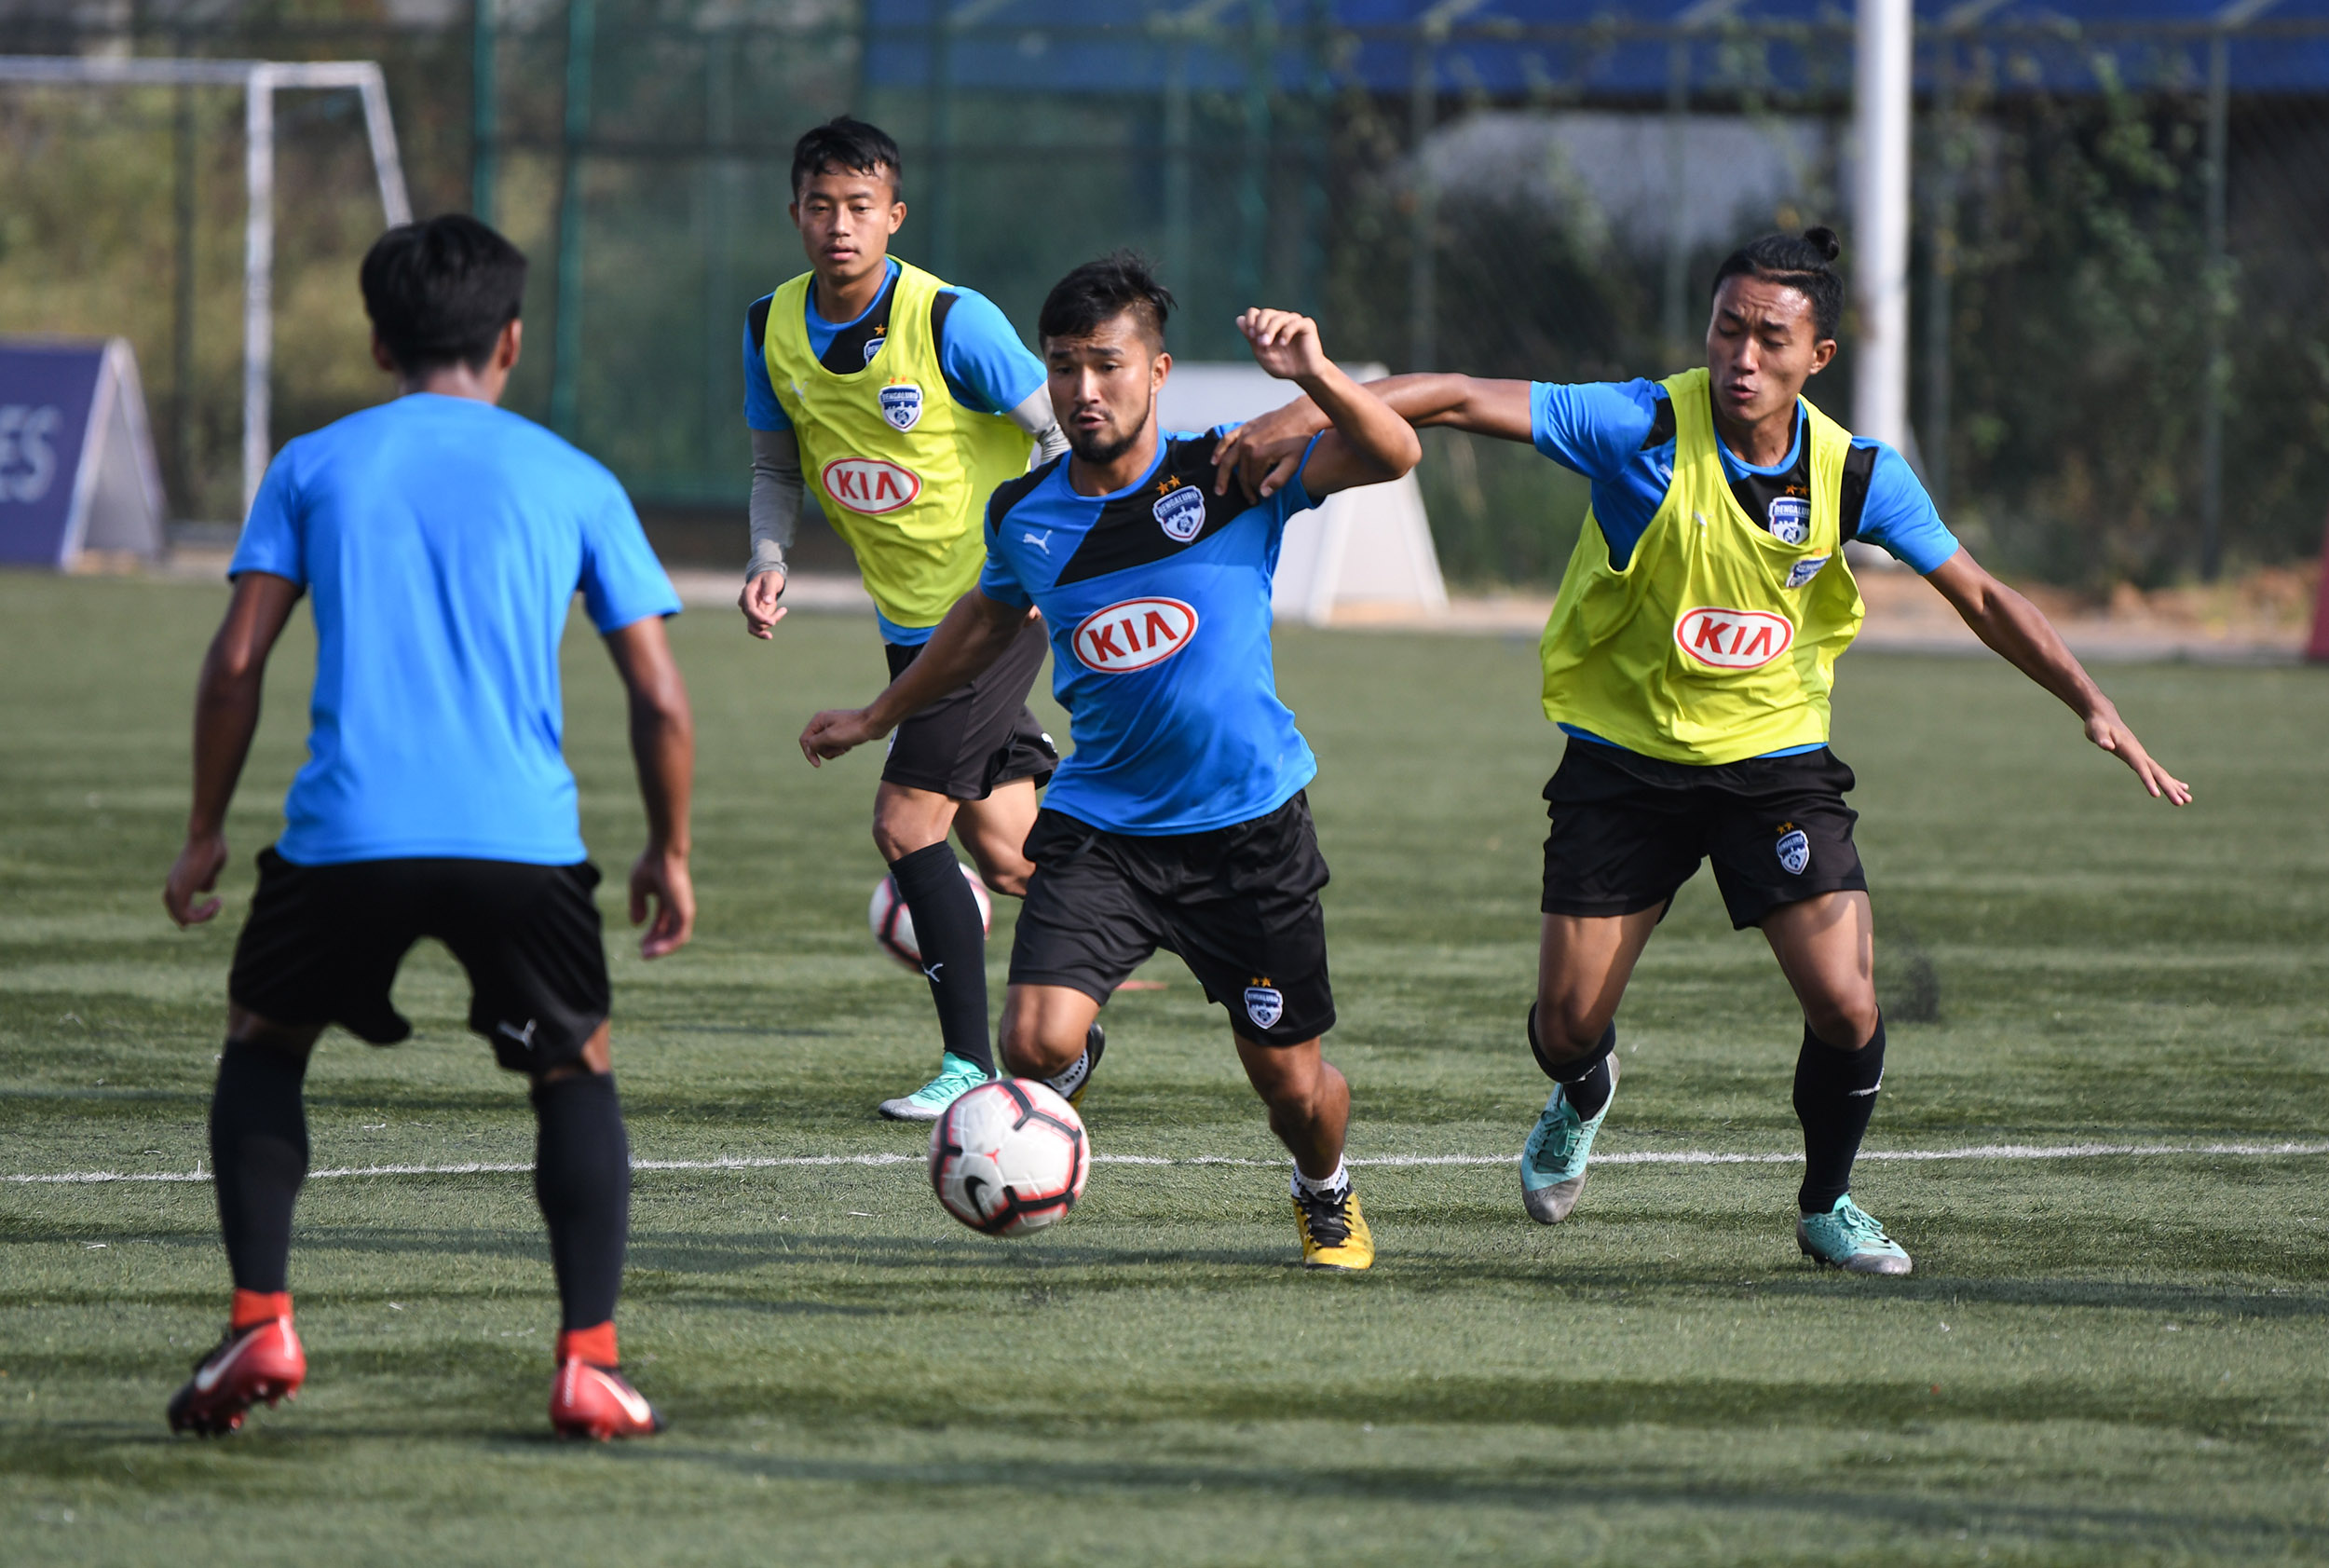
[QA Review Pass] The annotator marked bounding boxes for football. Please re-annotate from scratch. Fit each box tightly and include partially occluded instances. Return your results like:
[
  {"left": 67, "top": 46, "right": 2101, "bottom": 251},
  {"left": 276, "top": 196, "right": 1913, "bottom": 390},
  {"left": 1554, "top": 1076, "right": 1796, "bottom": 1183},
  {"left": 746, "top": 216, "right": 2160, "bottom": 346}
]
[
  {"left": 929, "top": 1079, "right": 1090, "bottom": 1236},
  {"left": 868, "top": 864, "right": 994, "bottom": 972}
]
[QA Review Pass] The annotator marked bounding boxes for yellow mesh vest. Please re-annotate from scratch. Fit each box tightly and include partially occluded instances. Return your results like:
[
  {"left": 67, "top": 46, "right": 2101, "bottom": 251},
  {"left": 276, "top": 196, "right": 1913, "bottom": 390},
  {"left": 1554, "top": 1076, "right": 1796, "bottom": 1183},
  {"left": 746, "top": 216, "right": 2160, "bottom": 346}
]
[
  {"left": 763, "top": 260, "right": 1035, "bottom": 631},
  {"left": 1537, "top": 367, "right": 1865, "bottom": 764}
]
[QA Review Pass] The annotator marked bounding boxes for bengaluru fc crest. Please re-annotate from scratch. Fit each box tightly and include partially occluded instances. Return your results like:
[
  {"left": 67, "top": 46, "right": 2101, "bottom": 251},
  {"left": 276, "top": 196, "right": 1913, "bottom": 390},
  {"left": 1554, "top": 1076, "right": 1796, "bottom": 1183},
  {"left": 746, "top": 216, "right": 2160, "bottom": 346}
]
[
  {"left": 878, "top": 382, "right": 923, "bottom": 432},
  {"left": 1776, "top": 826, "right": 1811, "bottom": 876},
  {"left": 1244, "top": 985, "right": 1286, "bottom": 1030},
  {"left": 1767, "top": 495, "right": 1811, "bottom": 546},
  {"left": 1153, "top": 483, "right": 1206, "bottom": 542}
]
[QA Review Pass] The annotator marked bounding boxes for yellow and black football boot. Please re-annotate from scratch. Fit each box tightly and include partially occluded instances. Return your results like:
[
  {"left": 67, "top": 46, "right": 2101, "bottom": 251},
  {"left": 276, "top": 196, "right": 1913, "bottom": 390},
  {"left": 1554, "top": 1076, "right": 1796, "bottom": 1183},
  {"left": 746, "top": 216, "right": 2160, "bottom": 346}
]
[{"left": 1292, "top": 1179, "right": 1374, "bottom": 1271}]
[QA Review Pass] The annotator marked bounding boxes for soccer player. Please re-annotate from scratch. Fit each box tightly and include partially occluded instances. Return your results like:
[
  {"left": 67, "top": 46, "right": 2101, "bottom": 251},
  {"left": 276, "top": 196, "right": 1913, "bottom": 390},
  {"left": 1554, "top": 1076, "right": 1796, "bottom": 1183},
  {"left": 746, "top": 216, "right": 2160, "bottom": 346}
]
[
  {"left": 739, "top": 116, "right": 1069, "bottom": 1122},
  {"left": 1214, "top": 227, "right": 2190, "bottom": 1275},
  {"left": 798, "top": 254, "right": 1421, "bottom": 1270},
  {"left": 159, "top": 215, "right": 693, "bottom": 1439}
]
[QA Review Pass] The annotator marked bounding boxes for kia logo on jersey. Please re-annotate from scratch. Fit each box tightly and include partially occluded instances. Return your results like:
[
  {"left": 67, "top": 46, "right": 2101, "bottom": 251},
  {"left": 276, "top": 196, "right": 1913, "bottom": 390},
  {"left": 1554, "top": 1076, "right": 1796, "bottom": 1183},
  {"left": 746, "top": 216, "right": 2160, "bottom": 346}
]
[
  {"left": 822, "top": 457, "right": 922, "bottom": 515},
  {"left": 1072, "top": 596, "right": 1199, "bottom": 674},
  {"left": 1674, "top": 607, "right": 1795, "bottom": 670}
]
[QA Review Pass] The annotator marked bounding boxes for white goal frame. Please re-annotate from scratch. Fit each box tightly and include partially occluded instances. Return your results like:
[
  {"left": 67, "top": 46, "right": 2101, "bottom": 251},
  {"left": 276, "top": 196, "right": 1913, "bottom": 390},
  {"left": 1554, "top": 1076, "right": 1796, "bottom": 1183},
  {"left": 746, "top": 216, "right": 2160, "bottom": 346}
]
[{"left": 0, "top": 56, "right": 413, "bottom": 516}]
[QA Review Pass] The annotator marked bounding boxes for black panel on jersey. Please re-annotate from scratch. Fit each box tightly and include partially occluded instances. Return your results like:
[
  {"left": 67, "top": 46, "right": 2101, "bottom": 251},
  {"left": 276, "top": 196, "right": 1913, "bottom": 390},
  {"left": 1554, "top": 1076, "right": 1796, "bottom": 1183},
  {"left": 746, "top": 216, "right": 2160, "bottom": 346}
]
[
  {"left": 747, "top": 295, "right": 774, "bottom": 356},
  {"left": 1047, "top": 438, "right": 1253, "bottom": 587},
  {"left": 1645, "top": 389, "right": 1874, "bottom": 543},
  {"left": 1838, "top": 444, "right": 1877, "bottom": 544},
  {"left": 1640, "top": 397, "right": 1677, "bottom": 450},
  {"left": 986, "top": 458, "right": 1061, "bottom": 541},
  {"left": 817, "top": 270, "right": 901, "bottom": 374}
]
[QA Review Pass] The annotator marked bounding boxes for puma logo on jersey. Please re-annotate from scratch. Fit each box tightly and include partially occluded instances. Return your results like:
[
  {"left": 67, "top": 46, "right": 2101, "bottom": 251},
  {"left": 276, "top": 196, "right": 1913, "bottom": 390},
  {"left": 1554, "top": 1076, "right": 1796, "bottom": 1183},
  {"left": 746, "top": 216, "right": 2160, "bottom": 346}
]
[
  {"left": 1022, "top": 529, "right": 1052, "bottom": 554},
  {"left": 822, "top": 456, "right": 922, "bottom": 515},
  {"left": 1072, "top": 596, "right": 1198, "bottom": 674},
  {"left": 1674, "top": 607, "right": 1794, "bottom": 670}
]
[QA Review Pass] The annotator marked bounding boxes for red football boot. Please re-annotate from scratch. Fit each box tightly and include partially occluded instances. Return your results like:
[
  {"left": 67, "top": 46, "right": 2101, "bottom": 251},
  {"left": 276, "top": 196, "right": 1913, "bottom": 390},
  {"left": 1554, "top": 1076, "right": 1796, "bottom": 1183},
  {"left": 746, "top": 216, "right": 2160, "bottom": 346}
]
[
  {"left": 549, "top": 1356, "right": 665, "bottom": 1440},
  {"left": 167, "top": 1311, "right": 306, "bottom": 1437}
]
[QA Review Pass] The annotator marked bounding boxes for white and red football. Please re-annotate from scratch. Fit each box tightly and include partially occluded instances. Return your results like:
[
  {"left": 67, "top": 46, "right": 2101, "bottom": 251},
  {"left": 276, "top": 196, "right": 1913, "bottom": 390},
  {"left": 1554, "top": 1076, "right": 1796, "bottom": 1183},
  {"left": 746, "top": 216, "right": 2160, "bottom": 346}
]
[
  {"left": 929, "top": 1079, "right": 1089, "bottom": 1237},
  {"left": 868, "top": 865, "right": 994, "bottom": 973}
]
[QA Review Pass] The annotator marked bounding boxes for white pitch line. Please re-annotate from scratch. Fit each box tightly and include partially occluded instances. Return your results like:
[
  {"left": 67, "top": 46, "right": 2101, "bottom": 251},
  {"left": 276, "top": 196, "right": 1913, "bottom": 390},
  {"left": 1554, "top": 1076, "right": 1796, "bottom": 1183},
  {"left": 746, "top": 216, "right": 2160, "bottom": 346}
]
[{"left": 7, "top": 1139, "right": 2329, "bottom": 1187}]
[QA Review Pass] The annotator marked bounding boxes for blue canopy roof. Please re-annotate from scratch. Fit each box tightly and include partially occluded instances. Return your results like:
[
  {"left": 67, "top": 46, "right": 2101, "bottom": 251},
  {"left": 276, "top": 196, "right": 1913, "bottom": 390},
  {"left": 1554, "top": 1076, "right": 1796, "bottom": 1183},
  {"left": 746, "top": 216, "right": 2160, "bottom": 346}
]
[{"left": 865, "top": 0, "right": 2329, "bottom": 98}]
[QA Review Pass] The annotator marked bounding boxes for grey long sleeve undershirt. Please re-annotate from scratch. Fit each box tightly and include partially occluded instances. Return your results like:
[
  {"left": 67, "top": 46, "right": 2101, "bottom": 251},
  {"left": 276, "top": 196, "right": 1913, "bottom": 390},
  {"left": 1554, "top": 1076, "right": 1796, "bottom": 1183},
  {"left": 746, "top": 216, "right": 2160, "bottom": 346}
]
[{"left": 744, "top": 389, "right": 1068, "bottom": 582}]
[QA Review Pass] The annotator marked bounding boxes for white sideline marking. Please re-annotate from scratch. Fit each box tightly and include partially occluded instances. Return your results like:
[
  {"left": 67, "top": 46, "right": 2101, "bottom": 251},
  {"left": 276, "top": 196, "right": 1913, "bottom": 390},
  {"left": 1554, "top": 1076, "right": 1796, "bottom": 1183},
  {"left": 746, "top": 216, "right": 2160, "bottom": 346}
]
[{"left": 8, "top": 1139, "right": 2329, "bottom": 1186}]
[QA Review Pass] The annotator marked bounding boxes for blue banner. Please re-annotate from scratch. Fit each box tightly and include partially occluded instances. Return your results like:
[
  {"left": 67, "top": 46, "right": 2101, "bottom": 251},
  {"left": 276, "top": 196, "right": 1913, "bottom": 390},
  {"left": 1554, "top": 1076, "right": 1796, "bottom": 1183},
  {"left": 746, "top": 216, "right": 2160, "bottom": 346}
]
[{"left": 0, "top": 342, "right": 104, "bottom": 568}]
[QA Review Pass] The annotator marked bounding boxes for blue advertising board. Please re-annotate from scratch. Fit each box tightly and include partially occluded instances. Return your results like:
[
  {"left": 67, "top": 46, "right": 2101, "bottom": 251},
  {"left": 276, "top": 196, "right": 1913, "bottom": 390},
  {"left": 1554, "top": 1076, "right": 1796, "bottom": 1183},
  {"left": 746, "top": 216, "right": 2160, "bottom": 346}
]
[
  {"left": 0, "top": 338, "right": 167, "bottom": 570},
  {"left": 0, "top": 341, "right": 106, "bottom": 568}
]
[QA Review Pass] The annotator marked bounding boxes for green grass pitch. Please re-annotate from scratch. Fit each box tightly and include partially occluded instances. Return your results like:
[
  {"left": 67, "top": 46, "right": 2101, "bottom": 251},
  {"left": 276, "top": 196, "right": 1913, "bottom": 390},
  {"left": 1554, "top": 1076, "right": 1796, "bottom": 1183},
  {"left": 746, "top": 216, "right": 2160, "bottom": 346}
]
[{"left": 4, "top": 573, "right": 2328, "bottom": 1565}]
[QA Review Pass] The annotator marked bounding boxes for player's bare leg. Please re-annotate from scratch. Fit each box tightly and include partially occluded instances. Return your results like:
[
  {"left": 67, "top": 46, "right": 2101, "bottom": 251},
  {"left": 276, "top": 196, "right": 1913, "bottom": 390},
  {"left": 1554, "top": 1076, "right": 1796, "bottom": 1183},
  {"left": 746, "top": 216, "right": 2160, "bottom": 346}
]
[
  {"left": 999, "top": 981, "right": 1106, "bottom": 1104},
  {"left": 1761, "top": 890, "right": 1909, "bottom": 1274},
  {"left": 1519, "top": 907, "right": 1660, "bottom": 1222},
  {"left": 1239, "top": 1035, "right": 1369, "bottom": 1270},
  {"left": 871, "top": 780, "right": 1036, "bottom": 1119}
]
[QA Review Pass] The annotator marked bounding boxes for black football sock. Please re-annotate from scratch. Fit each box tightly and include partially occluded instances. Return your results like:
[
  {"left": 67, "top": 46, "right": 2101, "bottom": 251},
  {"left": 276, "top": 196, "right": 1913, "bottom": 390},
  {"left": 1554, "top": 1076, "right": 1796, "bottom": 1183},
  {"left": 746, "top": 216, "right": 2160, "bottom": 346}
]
[
  {"left": 532, "top": 1071, "right": 631, "bottom": 1334},
  {"left": 1529, "top": 1005, "right": 1616, "bottom": 1123},
  {"left": 210, "top": 1040, "right": 311, "bottom": 1295},
  {"left": 1793, "top": 1015, "right": 1886, "bottom": 1214},
  {"left": 888, "top": 841, "right": 993, "bottom": 1076}
]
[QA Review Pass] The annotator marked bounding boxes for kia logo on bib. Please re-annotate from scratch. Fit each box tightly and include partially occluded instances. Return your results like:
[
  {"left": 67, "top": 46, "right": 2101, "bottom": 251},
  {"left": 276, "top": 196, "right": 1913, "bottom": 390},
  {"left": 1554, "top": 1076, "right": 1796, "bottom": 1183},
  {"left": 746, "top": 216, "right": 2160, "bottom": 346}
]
[
  {"left": 822, "top": 457, "right": 922, "bottom": 515},
  {"left": 1675, "top": 607, "right": 1794, "bottom": 670},
  {"left": 1072, "top": 596, "right": 1199, "bottom": 674}
]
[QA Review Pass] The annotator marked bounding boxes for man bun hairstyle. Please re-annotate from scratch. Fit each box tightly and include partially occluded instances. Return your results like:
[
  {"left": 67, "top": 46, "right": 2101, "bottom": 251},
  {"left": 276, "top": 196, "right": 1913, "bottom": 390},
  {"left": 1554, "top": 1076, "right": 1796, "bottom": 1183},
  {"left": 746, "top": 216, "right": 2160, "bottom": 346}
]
[
  {"left": 1039, "top": 250, "right": 1176, "bottom": 350},
  {"left": 360, "top": 214, "right": 527, "bottom": 375},
  {"left": 1710, "top": 225, "right": 1845, "bottom": 341},
  {"left": 791, "top": 116, "right": 902, "bottom": 199}
]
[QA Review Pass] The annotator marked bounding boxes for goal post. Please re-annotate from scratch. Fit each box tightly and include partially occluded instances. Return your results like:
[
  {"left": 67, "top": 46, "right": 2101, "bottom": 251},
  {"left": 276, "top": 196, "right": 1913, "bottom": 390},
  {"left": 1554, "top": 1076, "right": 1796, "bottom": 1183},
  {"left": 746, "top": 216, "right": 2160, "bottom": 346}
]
[{"left": 0, "top": 56, "right": 413, "bottom": 517}]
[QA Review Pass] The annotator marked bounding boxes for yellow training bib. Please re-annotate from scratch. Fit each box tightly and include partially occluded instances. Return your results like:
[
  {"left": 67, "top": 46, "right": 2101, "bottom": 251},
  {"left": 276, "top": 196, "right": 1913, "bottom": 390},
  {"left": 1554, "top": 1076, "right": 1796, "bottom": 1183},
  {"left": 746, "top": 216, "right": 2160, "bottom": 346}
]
[
  {"left": 1538, "top": 367, "right": 1864, "bottom": 764},
  {"left": 763, "top": 260, "right": 1034, "bottom": 632}
]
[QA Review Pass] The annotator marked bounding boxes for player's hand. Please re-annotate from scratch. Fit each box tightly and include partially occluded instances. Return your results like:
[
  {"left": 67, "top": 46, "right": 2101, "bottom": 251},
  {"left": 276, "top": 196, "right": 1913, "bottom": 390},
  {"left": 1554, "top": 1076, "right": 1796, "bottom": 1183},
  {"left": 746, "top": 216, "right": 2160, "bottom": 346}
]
[
  {"left": 739, "top": 570, "right": 788, "bottom": 639},
  {"left": 630, "top": 843, "right": 695, "bottom": 959},
  {"left": 164, "top": 830, "right": 230, "bottom": 926},
  {"left": 799, "top": 707, "right": 882, "bottom": 766},
  {"left": 1211, "top": 396, "right": 1327, "bottom": 502},
  {"left": 2085, "top": 706, "right": 2192, "bottom": 805},
  {"left": 1237, "top": 308, "right": 1332, "bottom": 385}
]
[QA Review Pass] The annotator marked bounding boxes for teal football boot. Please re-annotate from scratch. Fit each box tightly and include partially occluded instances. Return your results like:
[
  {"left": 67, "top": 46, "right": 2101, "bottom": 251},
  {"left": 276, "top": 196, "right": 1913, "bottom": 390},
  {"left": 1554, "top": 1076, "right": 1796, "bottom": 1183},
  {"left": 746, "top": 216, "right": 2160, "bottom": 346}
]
[
  {"left": 1518, "top": 1055, "right": 1619, "bottom": 1224},
  {"left": 878, "top": 1052, "right": 993, "bottom": 1122},
  {"left": 1795, "top": 1194, "right": 1914, "bottom": 1275}
]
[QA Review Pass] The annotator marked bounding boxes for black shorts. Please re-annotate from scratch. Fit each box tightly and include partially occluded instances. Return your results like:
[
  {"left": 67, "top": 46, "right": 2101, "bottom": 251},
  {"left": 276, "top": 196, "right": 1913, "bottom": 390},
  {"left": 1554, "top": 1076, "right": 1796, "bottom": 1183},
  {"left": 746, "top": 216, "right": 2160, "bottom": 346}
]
[
  {"left": 228, "top": 850, "right": 613, "bottom": 1073},
  {"left": 1009, "top": 793, "right": 1335, "bottom": 1044},
  {"left": 1541, "top": 741, "right": 1869, "bottom": 930},
  {"left": 882, "top": 617, "right": 1058, "bottom": 799}
]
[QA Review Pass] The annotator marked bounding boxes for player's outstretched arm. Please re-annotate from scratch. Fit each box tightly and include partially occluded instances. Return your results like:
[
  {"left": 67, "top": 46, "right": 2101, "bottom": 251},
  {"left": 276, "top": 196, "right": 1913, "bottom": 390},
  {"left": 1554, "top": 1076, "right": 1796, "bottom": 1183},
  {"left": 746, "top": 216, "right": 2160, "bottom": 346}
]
[
  {"left": 165, "top": 571, "right": 303, "bottom": 927},
  {"left": 799, "top": 589, "right": 1031, "bottom": 766},
  {"left": 606, "top": 616, "right": 699, "bottom": 958},
  {"left": 1211, "top": 372, "right": 1531, "bottom": 500},
  {"left": 738, "top": 429, "right": 802, "bottom": 639},
  {"left": 1924, "top": 549, "right": 2192, "bottom": 806},
  {"left": 1233, "top": 309, "right": 1422, "bottom": 498}
]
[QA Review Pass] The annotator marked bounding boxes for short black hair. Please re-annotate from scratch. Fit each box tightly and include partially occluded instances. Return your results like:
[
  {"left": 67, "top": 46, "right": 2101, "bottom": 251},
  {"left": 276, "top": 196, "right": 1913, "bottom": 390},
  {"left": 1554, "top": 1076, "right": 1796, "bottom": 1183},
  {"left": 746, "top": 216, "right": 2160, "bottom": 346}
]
[
  {"left": 359, "top": 214, "right": 526, "bottom": 375},
  {"left": 1709, "top": 225, "right": 1844, "bottom": 341},
  {"left": 791, "top": 116, "right": 902, "bottom": 199},
  {"left": 1039, "top": 251, "right": 1176, "bottom": 350}
]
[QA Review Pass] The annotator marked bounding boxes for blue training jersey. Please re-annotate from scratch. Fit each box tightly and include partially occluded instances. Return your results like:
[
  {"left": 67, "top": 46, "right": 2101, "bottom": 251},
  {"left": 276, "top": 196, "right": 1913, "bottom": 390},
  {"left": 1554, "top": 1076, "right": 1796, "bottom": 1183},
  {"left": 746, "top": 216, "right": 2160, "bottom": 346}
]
[
  {"left": 1529, "top": 378, "right": 1960, "bottom": 574},
  {"left": 229, "top": 393, "right": 681, "bottom": 866},
  {"left": 978, "top": 429, "right": 1323, "bottom": 836}
]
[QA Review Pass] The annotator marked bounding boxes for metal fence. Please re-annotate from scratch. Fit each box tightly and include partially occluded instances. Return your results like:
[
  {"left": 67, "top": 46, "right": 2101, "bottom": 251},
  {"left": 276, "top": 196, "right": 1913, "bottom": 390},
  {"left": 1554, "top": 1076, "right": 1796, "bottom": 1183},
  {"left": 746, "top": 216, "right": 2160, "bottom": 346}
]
[{"left": 3, "top": 0, "right": 2326, "bottom": 588}]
